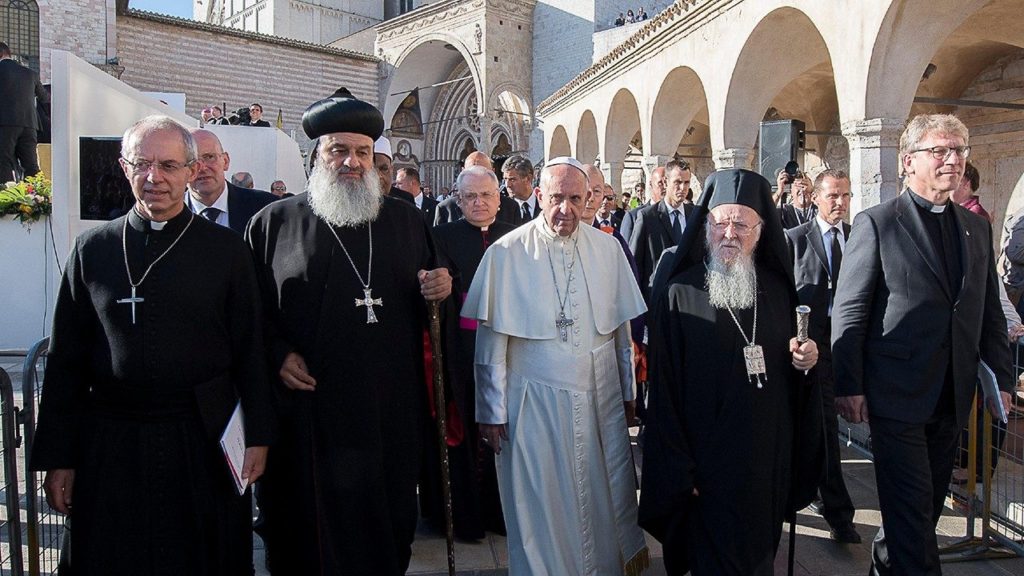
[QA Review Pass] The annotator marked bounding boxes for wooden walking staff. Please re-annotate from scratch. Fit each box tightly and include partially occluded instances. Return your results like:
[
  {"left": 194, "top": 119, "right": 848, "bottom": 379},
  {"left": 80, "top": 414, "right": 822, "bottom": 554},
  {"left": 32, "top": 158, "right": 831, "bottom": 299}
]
[{"left": 428, "top": 300, "right": 456, "bottom": 576}]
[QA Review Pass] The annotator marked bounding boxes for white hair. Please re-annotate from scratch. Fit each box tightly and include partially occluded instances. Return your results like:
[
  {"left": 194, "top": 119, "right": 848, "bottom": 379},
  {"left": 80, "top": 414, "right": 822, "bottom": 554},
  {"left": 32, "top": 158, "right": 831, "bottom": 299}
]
[
  {"left": 307, "top": 162, "right": 384, "bottom": 228},
  {"left": 121, "top": 115, "right": 197, "bottom": 164}
]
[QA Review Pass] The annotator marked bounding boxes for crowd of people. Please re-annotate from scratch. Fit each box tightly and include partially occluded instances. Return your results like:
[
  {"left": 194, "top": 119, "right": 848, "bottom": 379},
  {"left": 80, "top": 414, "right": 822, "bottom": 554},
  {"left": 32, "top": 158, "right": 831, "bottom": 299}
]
[
  {"left": 614, "top": 7, "right": 649, "bottom": 26},
  {"left": 200, "top": 102, "right": 273, "bottom": 128},
  {"left": 29, "top": 76, "right": 1020, "bottom": 576}
]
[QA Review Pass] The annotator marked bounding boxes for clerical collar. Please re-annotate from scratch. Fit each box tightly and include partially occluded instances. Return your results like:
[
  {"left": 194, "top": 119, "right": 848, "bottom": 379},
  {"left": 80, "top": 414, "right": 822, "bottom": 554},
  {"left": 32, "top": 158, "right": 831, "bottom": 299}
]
[
  {"left": 128, "top": 206, "right": 190, "bottom": 233},
  {"left": 907, "top": 188, "right": 947, "bottom": 214}
]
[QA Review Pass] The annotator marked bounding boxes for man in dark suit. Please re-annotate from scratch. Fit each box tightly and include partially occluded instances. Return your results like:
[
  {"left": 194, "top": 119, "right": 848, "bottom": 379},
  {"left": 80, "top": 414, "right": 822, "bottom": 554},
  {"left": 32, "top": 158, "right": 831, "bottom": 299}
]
[
  {"left": 395, "top": 166, "right": 438, "bottom": 224},
  {"left": 435, "top": 151, "right": 521, "bottom": 226},
  {"left": 833, "top": 114, "right": 1014, "bottom": 576},
  {"left": 247, "top": 103, "right": 272, "bottom": 127},
  {"left": 593, "top": 184, "right": 623, "bottom": 232},
  {"left": 778, "top": 171, "right": 817, "bottom": 229},
  {"left": 628, "top": 160, "right": 694, "bottom": 305},
  {"left": 620, "top": 166, "right": 665, "bottom": 243},
  {"left": 0, "top": 42, "right": 48, "bottom": 179},
  {"left": 186, "top": 129, "right": 276, "bottom": 235},
  {"left": 502, "top": 154, "right": 540, "bottom": 225},
  {"left": 785, "top": 169, "right": 860, "bottom": 544}
]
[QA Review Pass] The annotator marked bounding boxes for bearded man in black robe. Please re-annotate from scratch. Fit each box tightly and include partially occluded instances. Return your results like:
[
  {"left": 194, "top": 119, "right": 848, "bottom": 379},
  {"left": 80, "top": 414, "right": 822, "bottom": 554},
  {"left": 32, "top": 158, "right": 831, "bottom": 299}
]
[
  {"left": 31, "top": 115, "right": 273, "bottom": 576},
  {"left": 639, "top": 169, "right": 822, "bottom": 575},
  {"left": 246, "top": 88, "right": 452, "bottom": 575}
]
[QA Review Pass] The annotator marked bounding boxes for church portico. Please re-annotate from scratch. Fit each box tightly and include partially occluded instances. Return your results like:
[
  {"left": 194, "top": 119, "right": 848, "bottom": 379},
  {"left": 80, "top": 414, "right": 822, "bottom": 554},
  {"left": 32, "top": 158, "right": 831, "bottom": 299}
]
[
  {"left": 539, "top": 0, "right": 1024, "bottom": 226},
  {"left": 375, "top": 0, "right": 536, "bottom": 190}
]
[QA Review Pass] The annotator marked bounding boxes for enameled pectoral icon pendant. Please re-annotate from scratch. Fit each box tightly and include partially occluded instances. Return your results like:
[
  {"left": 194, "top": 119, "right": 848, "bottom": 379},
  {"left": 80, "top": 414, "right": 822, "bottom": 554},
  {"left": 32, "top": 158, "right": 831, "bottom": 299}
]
[{"left": 744, "top": 344, "right": 767, "bottom": 388}]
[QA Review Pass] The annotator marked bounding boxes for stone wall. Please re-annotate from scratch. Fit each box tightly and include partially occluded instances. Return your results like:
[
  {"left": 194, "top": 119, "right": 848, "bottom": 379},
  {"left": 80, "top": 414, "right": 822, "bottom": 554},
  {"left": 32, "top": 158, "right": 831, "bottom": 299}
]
[
  {"left": 38, "top": 0, "right": 116, "bottom": 82},
  {"left": 116, "top": 11, "right": 379, "bottom": 146},
  {"left": 956, "top": 50, "right": 1024, "bottom": 244}
]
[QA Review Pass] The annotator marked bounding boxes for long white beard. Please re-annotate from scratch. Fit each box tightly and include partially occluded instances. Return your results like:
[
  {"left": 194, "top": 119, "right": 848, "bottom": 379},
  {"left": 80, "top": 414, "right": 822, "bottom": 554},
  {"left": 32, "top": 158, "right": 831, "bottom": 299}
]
[
  {"left": 705, "top": 234, "right": 757, "bottom": 310},
  {"left": 307, "top": 163, "right": 383, "bottom": 228}
]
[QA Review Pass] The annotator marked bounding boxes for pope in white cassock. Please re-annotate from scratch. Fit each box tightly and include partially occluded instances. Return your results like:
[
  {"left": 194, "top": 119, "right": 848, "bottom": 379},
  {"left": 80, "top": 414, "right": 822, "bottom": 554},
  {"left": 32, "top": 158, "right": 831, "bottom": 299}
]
[{"left": 462, "top": 157, "right": 649, "bottom": 575}]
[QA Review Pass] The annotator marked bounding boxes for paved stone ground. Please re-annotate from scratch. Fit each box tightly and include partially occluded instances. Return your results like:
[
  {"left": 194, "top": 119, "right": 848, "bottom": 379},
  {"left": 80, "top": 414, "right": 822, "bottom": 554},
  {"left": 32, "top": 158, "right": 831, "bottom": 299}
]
[{"left": 4, "top": 357, "right": 1021, "bottom": 576}]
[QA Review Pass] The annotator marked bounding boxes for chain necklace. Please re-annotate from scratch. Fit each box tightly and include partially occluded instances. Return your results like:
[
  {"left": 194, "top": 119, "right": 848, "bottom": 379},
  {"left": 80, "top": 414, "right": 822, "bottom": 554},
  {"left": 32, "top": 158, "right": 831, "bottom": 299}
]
[
  {"left": 545, "top": 232, "right": 580, "bottom": 342},
  {"left": 324, "top": 222, "right": 382, "bottom": 324},
  {"left": 118, "top": 210, "right": 195, "bottom": 325},
  {"left": 707, "top": 260, "right": 767, "bottom": 388}
]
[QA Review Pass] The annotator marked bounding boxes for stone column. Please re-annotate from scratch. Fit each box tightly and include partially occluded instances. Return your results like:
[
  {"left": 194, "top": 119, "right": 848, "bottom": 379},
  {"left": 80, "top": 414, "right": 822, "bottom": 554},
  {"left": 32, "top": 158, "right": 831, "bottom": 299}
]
[
  {"left": 641, "top": 154, "right": 671, "bottom": 182},
  {"left": 841, "top": 117, "right": 904, "bottom": 215},
  {"left": 602, "top": 161, "right": 624, "bottom": 194},
  {"left": 477, "top": 115, "right": 493, "bottom": 157},
  {"left": 712, "top": 147, "right": 754, "bottom": 170}
]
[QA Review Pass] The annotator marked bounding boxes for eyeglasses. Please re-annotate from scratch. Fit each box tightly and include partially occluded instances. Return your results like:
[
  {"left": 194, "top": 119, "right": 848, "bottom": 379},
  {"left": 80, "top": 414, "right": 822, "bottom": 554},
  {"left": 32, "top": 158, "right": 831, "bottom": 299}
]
[
  {"left": 197, "top": 152, "right": 225, "bottom": 165},
  {"left": 271, "top": 186, "right": 287, "bottom": 192},
  {"left": 602, "top": 195, "right": 616, "bottom": 202},
  {"left": 710, "top": 219, "right": 762, "bottom": 237},
  {"left": 122, "top": 157, "right": 193, "bottom": 175},
  {"left": 912, "top": 145, "right": 971, "bottom": 161},
  {"left": 460, "top": 191, "right": 498, "bottom": 203}
]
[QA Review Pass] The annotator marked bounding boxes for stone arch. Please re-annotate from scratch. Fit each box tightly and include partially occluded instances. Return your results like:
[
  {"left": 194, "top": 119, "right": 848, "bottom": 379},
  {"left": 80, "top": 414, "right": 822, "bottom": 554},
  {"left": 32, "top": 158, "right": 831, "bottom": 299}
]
[
  {"left": 576, "top": 110, "right": 599, "bottom": 164},
  {"left": 648, "top": 66, "right": 709, "bottom": 157},
  {"left": 863, "top": 0, "right": 990, "bottom": 121},
  {"left": 383, "top": 34, "right": 483, "bottom": 133},
  {"left": 549, "top": 125, "right": 571, "bottom": 159},
  {"left": 721, "top": 6, "right": 837, "bottom": 156},
  {"left": 603, "top": 88, "right": 641, "bottom": 164},
  {"left": 489, "top": 83, "right": 532, "bottom": 156}
]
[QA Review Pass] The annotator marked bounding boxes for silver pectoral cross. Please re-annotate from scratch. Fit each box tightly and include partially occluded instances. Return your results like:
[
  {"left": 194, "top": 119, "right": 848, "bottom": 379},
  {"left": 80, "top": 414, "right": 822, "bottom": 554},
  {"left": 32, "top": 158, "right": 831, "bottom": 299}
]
[
  {"left": 555, "top": 312, "right": 574, "bottom": 342},
  {"left": 116, "top": 286, "right": 145, "bottom": 325},
  {"left": 355, "top": 287, "right": 383, "bottom": 324}
]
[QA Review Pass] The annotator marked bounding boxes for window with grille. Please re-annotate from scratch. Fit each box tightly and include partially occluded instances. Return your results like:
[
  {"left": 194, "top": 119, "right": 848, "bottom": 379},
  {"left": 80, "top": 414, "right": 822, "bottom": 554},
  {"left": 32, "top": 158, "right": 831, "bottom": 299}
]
[{"left": 1, "top": 0, "right": 39, "bottom": 73}]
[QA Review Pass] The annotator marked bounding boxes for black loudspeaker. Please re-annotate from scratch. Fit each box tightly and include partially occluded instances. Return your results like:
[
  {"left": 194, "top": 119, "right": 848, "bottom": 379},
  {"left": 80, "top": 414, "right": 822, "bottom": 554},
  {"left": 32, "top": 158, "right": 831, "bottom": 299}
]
[{"left": 758, "top": 119, "right": 805, "bottom": 185}]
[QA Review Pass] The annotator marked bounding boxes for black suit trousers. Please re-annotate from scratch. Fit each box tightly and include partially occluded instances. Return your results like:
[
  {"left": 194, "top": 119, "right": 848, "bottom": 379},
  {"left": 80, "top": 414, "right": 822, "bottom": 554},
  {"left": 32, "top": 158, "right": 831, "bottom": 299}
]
[
  {"left": 816, "top": 345, "right": 855, "bottom": 527},
  {"left": 869, "top": 412, "right": 960, "bottom": 576},
  {"left": 0, "top": 124, "right": 39, "bottom": 179}
]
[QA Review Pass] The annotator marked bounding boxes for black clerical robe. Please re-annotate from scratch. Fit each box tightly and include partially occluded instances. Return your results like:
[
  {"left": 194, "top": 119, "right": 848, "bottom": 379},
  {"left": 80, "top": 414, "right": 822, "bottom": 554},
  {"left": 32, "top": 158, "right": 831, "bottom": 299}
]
[
  {"left": 639, "top": 264, "right": 808, "bottom": 576},
  {"left": 247, "top": 194, "right": 436, "bottom": 575},
  {"left": 30, "top": 209, "right": 273, "bottom": 576},
  {"left": 426, "top": 218, "right": 515, "bottom": 538}
]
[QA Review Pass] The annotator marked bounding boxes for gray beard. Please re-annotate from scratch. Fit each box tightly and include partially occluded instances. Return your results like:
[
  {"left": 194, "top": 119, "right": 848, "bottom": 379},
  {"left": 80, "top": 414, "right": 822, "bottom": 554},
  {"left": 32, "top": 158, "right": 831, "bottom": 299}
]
[
  {"left": 705, "top": 241, "right": 757, "bottom": 311},
  {"left": 307, "top": 163, "right": 383, "bottom": 228}
]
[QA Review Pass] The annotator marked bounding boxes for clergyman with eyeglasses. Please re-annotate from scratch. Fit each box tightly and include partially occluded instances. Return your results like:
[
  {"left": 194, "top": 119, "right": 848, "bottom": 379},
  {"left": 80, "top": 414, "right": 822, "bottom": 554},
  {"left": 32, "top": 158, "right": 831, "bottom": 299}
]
[
  {"left": 639, "top": 168, "right": 820, "bottom": 575},
  {"left": 832, "top": 113, "right": 1014, "bottom": 575},
  {"left": 30, "top": 115, "right": 274, "bottom": 575},
  {"left": 426, "top": 166, "right": 515, "bottom": 540}
]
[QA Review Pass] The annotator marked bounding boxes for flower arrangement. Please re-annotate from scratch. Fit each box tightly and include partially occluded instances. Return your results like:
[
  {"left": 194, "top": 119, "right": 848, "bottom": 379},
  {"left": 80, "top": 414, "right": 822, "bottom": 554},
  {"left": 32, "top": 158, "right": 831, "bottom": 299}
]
[{"left": 0, "top": 174, "right": 53, "bottom": 225}]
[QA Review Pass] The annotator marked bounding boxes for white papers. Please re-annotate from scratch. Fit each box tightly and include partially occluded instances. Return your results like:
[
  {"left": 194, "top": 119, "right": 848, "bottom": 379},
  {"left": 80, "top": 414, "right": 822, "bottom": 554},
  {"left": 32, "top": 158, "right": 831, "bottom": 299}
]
[
  {"left": 978, "top": 361, "right": 1008, "bottom": 424},
  {"left": 219, "top": 402, "right": 248, "bottom": 495}
]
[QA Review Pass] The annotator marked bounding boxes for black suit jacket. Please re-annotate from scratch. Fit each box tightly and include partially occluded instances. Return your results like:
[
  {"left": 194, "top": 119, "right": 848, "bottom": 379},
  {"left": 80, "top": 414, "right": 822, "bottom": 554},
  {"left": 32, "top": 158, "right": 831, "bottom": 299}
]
[
  {"left": 628, "top": 201, "right": 693, "bottom": 303},
  {"left": 418, "top": 194, "right": 438, "bottom": 225},
  {"left": 505, "top": 195, "right": 540, "bottom": 226},
  {"left": 832, "top": 191, "right": 1013, "bottom": 426},
  {"left": 779, "top": 203, "right": 817, "bottom": 230},
  {"left": 592, "top": 213, "right": 623, "bottom": 232},
  {"left": 248, "top": 120, "right": 272, "bottom": 128},
  {"left": 0, "top": 59, "right": 48, "bottom": 127},
  {"left": 433, "top": 195, "right": 462, "bottom": 226},
  {"left": 786, "top": 220, "right": 851, "bottom": 370}
]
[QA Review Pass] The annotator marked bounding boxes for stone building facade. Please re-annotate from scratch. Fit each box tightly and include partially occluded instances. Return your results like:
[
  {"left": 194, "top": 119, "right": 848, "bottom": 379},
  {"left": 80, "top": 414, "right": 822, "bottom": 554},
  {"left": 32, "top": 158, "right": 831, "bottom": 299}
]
[{"left": 538, "top": 0, "right": 1024, "bottom": 237}]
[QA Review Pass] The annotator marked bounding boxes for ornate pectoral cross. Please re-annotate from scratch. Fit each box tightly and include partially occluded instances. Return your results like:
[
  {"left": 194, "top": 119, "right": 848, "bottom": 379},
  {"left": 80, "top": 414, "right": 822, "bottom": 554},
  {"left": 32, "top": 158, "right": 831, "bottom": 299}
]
[
  {"left": 555, "top": 312, "right": 574, "bottom": 342},
  {"left": 355, "top": 287, "right": 383, "bottom": 324},
  {"left": 116, "top": 286, "right": 145, "bottom": 325}
]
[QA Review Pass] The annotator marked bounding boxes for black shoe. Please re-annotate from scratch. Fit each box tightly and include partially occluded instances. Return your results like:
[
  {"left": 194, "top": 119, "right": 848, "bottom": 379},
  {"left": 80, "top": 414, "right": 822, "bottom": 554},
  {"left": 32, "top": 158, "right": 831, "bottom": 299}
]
[
  {"left": 808, "top": 499, "right": 824, "bottom": 515},
  {"left": 830, "top": 523, "right": 862, "bottom": 544}
]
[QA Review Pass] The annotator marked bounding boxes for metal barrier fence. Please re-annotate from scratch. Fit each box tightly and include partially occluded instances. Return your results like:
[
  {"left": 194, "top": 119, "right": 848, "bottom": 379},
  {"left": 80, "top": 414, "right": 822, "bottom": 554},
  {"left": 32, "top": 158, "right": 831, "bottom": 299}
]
[
  {"left": 21, "top": 339, "right": 60, "bottom": 576},
  {"left": 0, "top": 366, "right": 24, "bottom": 576},
  {"left": 838, "top": 343, "right": 1024, "bottom": 562}
]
